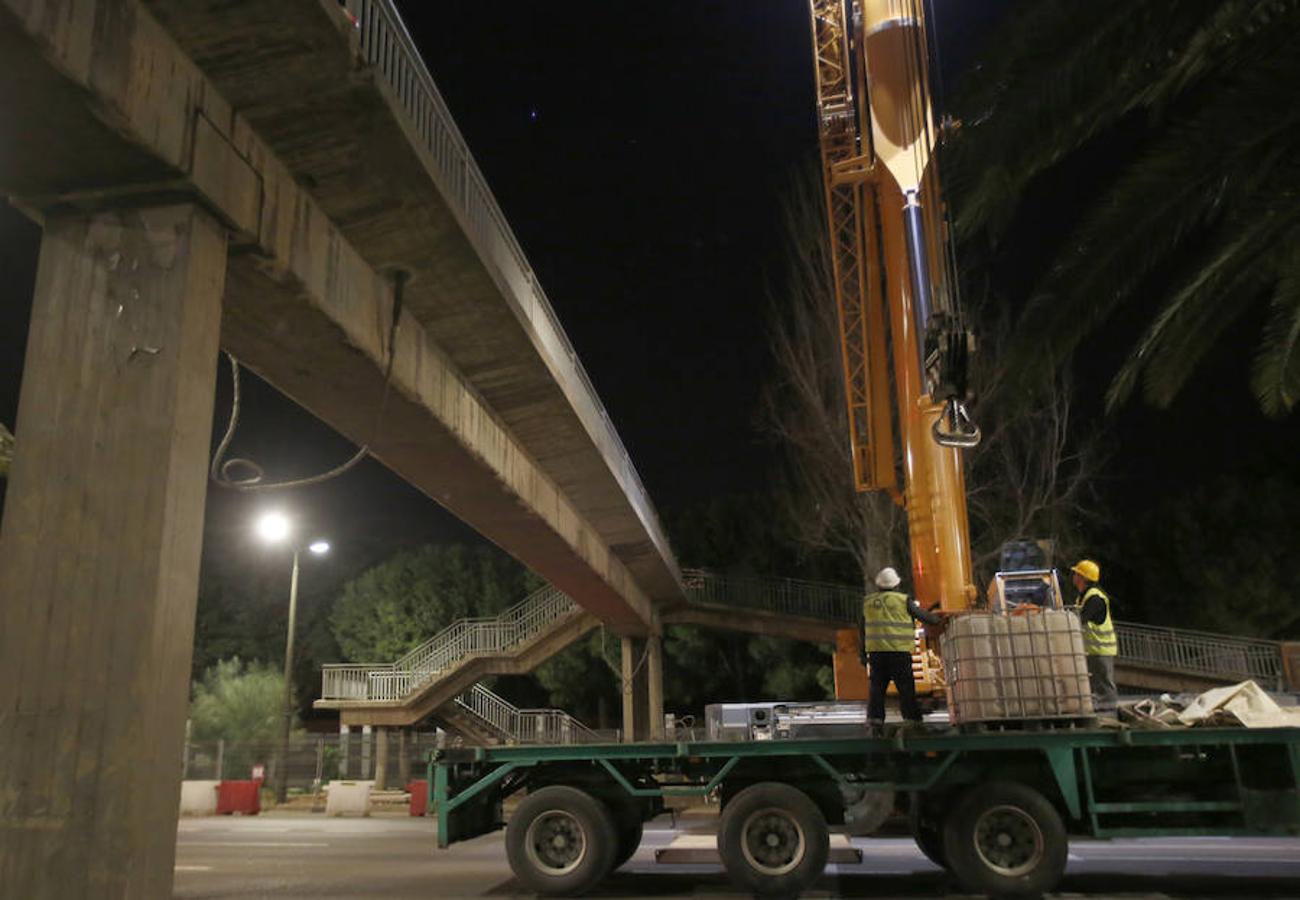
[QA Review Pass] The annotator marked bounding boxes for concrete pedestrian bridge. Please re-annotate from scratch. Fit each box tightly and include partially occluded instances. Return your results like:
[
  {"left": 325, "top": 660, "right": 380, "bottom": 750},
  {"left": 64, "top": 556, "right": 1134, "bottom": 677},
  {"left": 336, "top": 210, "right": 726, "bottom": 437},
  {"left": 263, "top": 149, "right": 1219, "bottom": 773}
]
[{"left": 0, "top": 1, "right": 681, "bottom": 895}]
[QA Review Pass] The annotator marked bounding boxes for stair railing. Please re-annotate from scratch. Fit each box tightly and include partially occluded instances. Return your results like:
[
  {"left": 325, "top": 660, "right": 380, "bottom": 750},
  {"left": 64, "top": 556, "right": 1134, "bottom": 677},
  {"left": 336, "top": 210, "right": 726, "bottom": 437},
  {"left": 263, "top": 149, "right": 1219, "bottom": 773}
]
[
  {"left": 320, "top": 584, "right": 579, "bottom": 701},
  {"left": 453, "top": 683, "right": 603, "bottom": 745}
]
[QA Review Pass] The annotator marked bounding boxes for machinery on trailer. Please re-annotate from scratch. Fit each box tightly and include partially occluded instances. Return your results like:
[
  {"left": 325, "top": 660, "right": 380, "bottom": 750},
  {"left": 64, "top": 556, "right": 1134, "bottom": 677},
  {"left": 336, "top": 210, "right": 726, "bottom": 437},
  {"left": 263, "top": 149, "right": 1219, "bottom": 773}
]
[{"left": 432, "top": 725, "right": 1300, "bottom": 896}]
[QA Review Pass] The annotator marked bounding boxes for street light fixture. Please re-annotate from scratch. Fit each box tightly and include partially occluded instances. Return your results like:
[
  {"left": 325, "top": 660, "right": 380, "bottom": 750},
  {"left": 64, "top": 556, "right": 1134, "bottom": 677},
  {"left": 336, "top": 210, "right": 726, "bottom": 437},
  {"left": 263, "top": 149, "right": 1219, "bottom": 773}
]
[{"left": 255, "top": 511, "right": 330, "bottom": 804}]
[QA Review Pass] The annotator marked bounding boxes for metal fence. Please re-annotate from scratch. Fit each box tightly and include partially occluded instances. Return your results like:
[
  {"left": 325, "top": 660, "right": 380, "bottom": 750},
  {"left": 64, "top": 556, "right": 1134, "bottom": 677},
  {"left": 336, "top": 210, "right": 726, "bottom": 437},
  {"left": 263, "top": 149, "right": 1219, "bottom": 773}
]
[
  {"left": 1115, "top": 621, "right": 1285, "bottom": 691},
  {"left": 181, "top": 730, "right": 443, "bottom": 793}
]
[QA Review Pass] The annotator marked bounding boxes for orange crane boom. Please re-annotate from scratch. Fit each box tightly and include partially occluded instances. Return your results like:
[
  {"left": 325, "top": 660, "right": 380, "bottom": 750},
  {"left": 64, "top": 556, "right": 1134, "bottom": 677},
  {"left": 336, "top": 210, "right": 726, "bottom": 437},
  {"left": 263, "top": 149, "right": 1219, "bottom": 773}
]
[{"left": 808, "top": 0, "right": 978, "bottom": 695}]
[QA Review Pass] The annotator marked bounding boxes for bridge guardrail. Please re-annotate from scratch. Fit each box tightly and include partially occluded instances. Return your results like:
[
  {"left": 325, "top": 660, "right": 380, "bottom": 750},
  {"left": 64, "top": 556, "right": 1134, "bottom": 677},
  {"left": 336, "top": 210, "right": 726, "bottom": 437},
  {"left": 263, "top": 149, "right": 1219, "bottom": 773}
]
[
  {"left": 679, "top": 569, "right": 1288, "bottom": 690},
  {"left": 681, "top": 567, "right": 862, "bottom": 623},
  {"left": 339, "top": 0, "right": 670, "bottom": 563},
  {"left": 1114, "top": 621, "right": 1284, "bottom": 691}
]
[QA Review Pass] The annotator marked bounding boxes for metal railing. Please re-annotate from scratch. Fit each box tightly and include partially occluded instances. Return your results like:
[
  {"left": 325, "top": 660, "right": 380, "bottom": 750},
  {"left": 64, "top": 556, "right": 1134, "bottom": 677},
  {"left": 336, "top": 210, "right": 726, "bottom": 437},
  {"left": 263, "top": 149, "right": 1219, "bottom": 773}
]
[
  {"left": 336, "top": 0, "right": 671, "bottom": 563},
  {"left": 681, "top": 567, "right": 863, "bottom": 623},
  {"left": 680, "top": 569, "right": 1288, "bottom": 690},
  {"left": 320, "top": 584, "right": 580, "bottom": 701},
  {"left": 454, "top": 683, "right": 607, "bottom": 746},
  {"left": 1115, "top": 621, "right": 1284, "bottom": 691}
]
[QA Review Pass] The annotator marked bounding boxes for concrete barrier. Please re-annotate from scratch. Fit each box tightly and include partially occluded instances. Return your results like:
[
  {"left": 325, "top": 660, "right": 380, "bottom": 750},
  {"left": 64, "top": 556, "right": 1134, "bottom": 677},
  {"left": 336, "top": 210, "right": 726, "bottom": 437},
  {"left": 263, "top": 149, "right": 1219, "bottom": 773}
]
[
  {"left": 179, "top": 780, "right": 220, "bottom": 816},
  {"left": 325, "top": 780, "right": 373, "bottom": 817}
]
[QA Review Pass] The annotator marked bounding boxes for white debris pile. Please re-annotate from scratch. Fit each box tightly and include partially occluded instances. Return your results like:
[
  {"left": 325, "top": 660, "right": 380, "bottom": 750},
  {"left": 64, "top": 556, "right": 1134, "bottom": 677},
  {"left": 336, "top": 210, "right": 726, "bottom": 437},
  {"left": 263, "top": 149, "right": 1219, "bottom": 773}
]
[{"left": 1119, "top": 680, "right": 1300, "bottom": 729}]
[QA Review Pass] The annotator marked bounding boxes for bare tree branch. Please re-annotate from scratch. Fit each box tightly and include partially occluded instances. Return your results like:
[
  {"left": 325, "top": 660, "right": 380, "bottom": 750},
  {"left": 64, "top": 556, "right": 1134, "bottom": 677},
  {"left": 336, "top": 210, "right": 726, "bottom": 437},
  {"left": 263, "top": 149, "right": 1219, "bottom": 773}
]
[{"left": 761, "top": 168, "right": 1107, "bottom": 589}]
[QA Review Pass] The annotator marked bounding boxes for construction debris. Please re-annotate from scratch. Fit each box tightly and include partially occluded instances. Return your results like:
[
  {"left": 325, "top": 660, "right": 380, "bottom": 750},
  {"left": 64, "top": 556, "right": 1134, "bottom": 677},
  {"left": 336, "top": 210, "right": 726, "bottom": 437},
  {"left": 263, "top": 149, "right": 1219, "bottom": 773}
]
[{"left": 1119, "top": 680, "right": 1300, "bottom": 729}]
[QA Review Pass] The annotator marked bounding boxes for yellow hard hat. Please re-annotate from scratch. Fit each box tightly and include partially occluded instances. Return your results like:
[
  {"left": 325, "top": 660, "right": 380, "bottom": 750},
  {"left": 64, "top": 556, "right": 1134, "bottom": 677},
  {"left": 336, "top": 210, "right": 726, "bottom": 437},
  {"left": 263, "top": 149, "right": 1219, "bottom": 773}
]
[{"left": 1071, "top": 559, "right": 1100, "bottom": 583}]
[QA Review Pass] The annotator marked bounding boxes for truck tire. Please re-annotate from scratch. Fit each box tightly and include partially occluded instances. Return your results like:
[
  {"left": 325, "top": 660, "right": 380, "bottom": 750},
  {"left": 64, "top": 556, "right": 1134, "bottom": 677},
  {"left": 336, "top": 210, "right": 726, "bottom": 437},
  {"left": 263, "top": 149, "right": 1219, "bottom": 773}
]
[
  {"left": 505, "top": 785, "right": 617, "bottom": 896},
  {"left": 941, "top": 781, "right": 1067, "bottom": 897},
  {"left": 717, "top": 782, "right": 829, "bottom": 897},
  {"left": 908, "top": 793, "right": 948, "bottom": 871}
]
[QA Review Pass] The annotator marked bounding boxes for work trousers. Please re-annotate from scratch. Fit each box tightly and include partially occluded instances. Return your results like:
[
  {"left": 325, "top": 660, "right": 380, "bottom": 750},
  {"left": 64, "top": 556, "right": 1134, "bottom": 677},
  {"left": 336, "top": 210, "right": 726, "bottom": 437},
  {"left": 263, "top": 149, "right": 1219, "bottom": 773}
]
[
  {"left": 1087, "top": 654, "right": 1118, "bottom": 713},
  {"left": 867, "top": 650, "right": 921, "bottom": 722}
]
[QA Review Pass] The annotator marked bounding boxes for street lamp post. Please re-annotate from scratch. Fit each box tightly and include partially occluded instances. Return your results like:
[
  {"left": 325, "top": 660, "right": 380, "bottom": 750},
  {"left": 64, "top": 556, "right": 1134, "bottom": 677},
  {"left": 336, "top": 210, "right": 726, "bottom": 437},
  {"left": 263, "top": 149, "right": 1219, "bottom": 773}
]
[
  {"left": 278, "top": 546, "right": 301, "bottom": 805},
  {"left": 256, "top": 512, "right": 329, "bottom": 804}
]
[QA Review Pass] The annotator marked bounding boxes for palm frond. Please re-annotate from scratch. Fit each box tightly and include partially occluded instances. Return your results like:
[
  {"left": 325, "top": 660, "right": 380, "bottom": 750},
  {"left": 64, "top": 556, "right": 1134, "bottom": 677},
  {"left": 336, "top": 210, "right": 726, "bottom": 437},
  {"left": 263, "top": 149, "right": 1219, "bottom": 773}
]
[{"left": 1250, "top": 233, "right": 1300, "bottom": 415}]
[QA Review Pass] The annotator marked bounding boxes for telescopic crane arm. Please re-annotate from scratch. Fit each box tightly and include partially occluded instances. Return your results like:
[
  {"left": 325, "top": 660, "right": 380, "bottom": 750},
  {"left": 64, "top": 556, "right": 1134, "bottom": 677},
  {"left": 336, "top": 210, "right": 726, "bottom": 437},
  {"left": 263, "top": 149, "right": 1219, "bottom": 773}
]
[{"left": 808, "top": 0, "right": 977, "bottom": 613}]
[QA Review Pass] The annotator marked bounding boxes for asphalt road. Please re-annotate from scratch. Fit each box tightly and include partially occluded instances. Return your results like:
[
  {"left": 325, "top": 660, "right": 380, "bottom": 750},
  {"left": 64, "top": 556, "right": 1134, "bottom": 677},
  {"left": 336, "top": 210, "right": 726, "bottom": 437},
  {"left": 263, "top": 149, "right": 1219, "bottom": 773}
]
[{"left": 174, "top": 813, "right": 1300, "bottom": 899}]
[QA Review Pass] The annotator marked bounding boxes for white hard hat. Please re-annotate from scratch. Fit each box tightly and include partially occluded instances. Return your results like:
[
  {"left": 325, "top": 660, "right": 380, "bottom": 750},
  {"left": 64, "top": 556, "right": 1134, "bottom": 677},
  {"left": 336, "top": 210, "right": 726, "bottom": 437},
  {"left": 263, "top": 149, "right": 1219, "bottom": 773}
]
[{"left": 874, "top": 567, "right": 901, "bottom": 589}]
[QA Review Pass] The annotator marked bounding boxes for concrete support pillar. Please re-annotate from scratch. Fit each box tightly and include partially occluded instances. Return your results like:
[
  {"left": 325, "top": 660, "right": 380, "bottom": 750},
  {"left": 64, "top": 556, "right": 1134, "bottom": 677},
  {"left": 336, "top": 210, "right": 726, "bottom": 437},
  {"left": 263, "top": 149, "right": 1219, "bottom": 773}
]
[
  {"left": 647, "top": 634, "right": 665, "bottom": 740},
  {"left": 338, "top": 724, "right": 351, "bottom": 778},
  {"left": 374, "top": 727, "right": 388, "bottom": 790},
  {"left": 361, "top": 725, "right": 373, "bottom": 778},
  {"left": 620, "top": 637, "right": 650, "bottom": 742},
  {"left": 621, "top": 637, "right": 636, "bottom": 743},
  {"left": 397, "top": 728, "right": 410, "bottom": 787},
  {"left": 0, "top": 204, "right": 226, "bottom": 899}
]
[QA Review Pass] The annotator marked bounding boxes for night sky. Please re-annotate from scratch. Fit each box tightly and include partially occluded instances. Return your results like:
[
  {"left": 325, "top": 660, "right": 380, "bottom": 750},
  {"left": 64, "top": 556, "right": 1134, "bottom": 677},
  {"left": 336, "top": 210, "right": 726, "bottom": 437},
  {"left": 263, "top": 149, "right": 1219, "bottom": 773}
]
[{"left": 2, "top": 2, "right": 1297, "bottom": 603}]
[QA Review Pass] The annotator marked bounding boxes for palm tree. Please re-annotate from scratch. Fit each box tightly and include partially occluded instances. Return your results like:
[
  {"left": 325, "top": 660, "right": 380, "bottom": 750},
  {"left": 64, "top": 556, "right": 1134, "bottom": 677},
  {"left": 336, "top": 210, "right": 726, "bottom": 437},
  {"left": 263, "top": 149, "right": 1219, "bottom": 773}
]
[{"left": 948, "top": 0, "right": 1300, "bottom": 416}]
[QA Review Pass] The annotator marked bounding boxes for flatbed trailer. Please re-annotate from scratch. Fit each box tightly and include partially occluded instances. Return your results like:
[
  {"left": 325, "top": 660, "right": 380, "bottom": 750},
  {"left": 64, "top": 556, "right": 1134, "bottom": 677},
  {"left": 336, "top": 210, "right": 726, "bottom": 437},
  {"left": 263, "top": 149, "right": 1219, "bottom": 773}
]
[{"left": 431, "top": 725, "right": 1300, "bottom": 897}]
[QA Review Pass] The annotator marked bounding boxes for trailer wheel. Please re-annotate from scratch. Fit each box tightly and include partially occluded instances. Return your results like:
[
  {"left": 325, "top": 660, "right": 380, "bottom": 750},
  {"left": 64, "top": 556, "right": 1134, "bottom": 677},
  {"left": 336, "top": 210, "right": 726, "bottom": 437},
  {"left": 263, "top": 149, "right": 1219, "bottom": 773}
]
[
  {"left": 942, "top": 781, "right": 1067, "bottom": 897},
  {"left": 718, "top": 782, "right": 829, "bottom": 897},
  {"left": 908, "top": 793, "right": 948, "bottom": 871},
  {"left": 505, "top": 786, "right": 616, "bottom": 896}
]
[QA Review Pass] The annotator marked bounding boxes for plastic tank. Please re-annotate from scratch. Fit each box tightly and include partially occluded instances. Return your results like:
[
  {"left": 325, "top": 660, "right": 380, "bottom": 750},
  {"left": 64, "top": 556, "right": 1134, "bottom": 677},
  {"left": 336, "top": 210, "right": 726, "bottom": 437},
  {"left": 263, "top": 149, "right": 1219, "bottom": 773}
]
[{"left": 941, "top": 610, "right": 1093, "bottom": 725}]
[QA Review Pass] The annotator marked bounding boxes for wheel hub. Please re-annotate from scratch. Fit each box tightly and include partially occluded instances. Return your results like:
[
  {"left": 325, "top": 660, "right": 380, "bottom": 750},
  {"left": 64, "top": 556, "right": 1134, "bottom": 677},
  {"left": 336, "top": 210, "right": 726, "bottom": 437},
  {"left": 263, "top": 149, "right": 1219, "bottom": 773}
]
[
  {"left": 524, "top": 810, "right": 587, "bottom": 876},
  {"left": 740, "top": 807, "right": 807, "bottom": 876},
  {"left": 973, "top": 804, "right": 1044, "bottom": 878}
]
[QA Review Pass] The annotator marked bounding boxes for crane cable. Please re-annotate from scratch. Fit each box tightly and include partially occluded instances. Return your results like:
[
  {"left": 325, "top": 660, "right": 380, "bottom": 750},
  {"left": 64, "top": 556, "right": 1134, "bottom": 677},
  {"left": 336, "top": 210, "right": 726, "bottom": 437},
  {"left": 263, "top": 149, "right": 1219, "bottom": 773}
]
[{"left": 210, "top": 270, "right": 408, "bottom": 492}]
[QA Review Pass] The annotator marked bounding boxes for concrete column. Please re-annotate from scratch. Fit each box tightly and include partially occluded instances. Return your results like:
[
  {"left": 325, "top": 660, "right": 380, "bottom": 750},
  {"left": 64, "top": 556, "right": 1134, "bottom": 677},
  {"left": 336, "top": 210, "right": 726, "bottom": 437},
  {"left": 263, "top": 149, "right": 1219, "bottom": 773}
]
[
  {"left": 0, "top": 204, "right": 226, "bottom": 899},
  {"left": 397, "top": 728, "right": 411, "bottom": 787},
  {"left": 374, "top": 727, "right": 388, "bottom": 790},
  {"left": 361, "top": 725, "right": 373, "bottom": 778},
  {"left": 621, "top": 637, "right": 636, "bottom": 743},
  {"left": 621, "top": 637, "right": 651, "bottom": 742},
  {"left": 647, "top": 634, "right": 665, "bottom": 740},
  {"left": 338, "top": 724, "right": 351, "bottom": 778}
]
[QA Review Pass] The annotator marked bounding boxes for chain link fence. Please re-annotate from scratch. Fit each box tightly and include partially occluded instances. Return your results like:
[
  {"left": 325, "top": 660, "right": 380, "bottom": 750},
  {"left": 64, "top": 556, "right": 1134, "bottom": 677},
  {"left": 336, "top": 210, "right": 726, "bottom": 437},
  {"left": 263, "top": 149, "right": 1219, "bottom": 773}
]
[{"left": 182, "top": 730, "right": 444, "bottom": 793}]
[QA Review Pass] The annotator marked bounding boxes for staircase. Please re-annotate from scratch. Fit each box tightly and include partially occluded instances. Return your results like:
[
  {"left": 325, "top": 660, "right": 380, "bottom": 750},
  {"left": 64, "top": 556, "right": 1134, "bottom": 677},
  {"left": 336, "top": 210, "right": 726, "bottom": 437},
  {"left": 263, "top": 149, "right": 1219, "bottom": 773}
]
[
  {"left": 316, "top": 583, "right": 600, "bottom": 727},
  {"left": 440, "top": 683, "right": 608, "bottom": 746}
]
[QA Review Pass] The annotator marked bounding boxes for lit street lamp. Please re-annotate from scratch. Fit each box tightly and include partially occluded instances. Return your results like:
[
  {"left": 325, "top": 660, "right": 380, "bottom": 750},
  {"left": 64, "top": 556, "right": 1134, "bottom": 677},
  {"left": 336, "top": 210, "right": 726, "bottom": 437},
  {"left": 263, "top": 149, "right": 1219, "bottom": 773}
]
[{"left": 255, "top": 511, "right": 330, "bottom": 804}]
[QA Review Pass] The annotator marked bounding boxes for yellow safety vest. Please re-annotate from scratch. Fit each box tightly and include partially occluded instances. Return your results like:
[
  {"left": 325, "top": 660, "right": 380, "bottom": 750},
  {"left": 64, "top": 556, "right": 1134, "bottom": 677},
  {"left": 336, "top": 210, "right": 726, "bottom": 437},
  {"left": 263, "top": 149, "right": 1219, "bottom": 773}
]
[
  {"left": 863, "top": 590, "right": 915, "bottom": 653},
  {"left": 1078, "top": 586, "right": 1117, "bottom": 656}
]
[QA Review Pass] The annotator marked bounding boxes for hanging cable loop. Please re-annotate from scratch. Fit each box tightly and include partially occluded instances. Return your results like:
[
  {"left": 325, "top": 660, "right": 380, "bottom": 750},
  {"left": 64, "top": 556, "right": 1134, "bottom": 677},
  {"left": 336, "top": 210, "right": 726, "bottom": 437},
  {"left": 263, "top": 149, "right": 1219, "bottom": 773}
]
[{"left": 209, "top": 269, "right": 408, "bottom": 492}]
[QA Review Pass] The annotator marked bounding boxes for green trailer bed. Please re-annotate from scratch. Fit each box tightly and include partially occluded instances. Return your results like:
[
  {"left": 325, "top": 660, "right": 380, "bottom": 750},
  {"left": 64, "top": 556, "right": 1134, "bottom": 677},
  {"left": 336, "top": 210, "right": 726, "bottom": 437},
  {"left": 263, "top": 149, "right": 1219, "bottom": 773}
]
[{"left": 431, "top": 726, "right": 1300, "bottom": 897}]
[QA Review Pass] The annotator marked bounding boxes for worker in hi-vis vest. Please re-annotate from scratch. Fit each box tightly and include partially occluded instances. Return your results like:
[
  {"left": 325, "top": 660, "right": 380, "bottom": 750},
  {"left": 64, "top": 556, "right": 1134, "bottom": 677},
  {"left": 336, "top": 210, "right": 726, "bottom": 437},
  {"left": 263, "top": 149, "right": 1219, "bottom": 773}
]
[
  {"left": 1071, "top": 559, "right": 1118, "bottom": 714},
  {"left": 860, "top": 567, "right": 941, "bottom": 726}
]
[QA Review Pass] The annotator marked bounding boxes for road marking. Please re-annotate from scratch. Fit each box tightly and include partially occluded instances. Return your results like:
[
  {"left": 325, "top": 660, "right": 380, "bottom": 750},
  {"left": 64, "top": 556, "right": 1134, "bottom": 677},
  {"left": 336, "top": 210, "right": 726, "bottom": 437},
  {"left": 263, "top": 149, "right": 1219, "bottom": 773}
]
[
  {"left": 1076, "top": 855, "right": 1300, "bottom": 865},
  {"left": 179, "top": 841, "right": 329, "bottom": 848},
  {"left": 174, "top": 866, "right": 213, "bottom": 872}
]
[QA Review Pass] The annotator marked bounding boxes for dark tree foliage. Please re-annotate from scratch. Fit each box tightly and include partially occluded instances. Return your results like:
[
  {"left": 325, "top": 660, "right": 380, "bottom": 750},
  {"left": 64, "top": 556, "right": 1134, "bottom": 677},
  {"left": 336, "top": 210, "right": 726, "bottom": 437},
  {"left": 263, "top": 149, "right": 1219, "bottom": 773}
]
[
  {"left": 949, "top": 0, "right": 1300, "bottom": 416},
  {"left": 1125, "top": 473, "right": 1300, "bottom": 639},
  {"left": 329, "top": 543, "right": 539, "bottom": 662}
]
